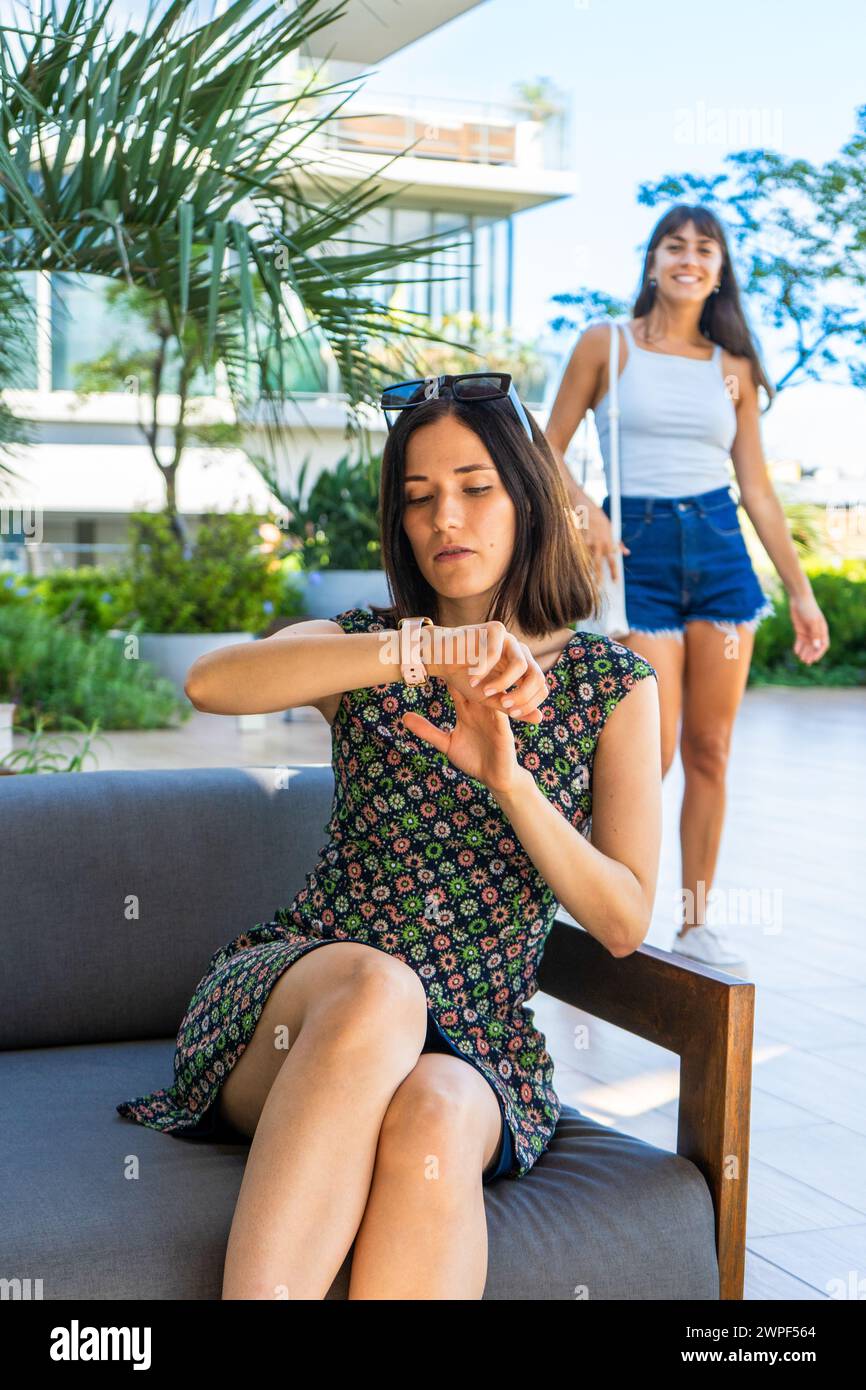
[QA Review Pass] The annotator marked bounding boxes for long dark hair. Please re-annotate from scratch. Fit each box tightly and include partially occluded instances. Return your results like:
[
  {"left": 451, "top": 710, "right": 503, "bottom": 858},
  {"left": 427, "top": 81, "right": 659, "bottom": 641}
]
[
  {"left": 370, "top": 393, "right": 600, "bottom": 634},
  {"left": 634, "top": 203, "right": 775, "bottom": 409}
]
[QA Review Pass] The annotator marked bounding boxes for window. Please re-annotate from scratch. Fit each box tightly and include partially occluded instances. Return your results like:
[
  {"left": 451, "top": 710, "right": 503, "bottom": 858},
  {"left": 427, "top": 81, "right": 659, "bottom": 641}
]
[
  {"left": 51, "top": 274, "right": 215, "bottom": 395},
  {"left": 75, "top": 519, "right": 96, "bottom": 568}
]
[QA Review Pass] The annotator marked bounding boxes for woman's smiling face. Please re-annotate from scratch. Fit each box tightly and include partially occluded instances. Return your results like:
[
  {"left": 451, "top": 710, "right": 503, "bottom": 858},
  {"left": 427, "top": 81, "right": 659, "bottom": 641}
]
[
  {"left": 401, "top": 412, "right": 519, "bottom": 615},
  {"left": 650, "top": 218, "right": 724, "bottom": 301}
]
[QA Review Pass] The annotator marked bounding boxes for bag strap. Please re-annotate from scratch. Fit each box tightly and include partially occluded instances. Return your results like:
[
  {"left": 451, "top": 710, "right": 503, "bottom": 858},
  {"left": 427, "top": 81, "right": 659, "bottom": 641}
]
[
  {"left": 607, "top": 322, "right": 621, "bottom": 543},
  {"left": 578, "top": 321, "right": 622, "bottom": 545}
]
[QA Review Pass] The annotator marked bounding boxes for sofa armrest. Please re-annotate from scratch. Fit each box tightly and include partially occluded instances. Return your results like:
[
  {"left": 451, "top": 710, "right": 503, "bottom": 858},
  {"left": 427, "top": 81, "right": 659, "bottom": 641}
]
[{"left": 537, "top": 917, "right": 754, "bottom": 1301}]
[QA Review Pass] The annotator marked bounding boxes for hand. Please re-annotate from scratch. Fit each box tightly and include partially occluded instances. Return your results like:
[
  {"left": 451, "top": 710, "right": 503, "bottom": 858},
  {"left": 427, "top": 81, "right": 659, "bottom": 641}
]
[
  {"left": 788, "top": 589, "right": 830, "bottom": 665},
  {"left": 425, "top": 622, "right": 549, "bottom": 725},
  {"left": 402, "top": 681, "right": 528, "bottom": 796},
  {"left": 404, "top": 622, "right": 550, "bottom": 794},
  {"left": 581, "top": 502, "right": 630, "bottom": 582}
]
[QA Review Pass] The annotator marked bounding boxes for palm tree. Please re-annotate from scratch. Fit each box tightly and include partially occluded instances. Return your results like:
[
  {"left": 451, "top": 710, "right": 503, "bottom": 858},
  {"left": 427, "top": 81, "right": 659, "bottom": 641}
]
[
  {"left": 0, "top": 269, "right": 37, "bottom": 471},
  {"left": 511, "top": 77, "right": 566, "bottom": 125},
  {"left": 0, "top": 0, "right": 472, "bottom": 514}
]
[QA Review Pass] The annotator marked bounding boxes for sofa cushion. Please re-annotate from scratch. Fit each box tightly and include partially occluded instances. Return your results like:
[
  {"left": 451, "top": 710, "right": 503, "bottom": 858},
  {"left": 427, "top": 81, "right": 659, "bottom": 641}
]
[
  {"left": 0, "top": 1039, "right": 719, "bottom": 1300},
  {"left": 0, "top": 766, "right": 336, "bottom": 1049}
]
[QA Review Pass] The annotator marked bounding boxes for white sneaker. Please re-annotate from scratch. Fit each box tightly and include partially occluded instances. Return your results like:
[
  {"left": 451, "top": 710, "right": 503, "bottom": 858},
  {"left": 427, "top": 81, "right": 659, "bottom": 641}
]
[{"left": 671, "top": 925, "right": 748, "bottom": 967}]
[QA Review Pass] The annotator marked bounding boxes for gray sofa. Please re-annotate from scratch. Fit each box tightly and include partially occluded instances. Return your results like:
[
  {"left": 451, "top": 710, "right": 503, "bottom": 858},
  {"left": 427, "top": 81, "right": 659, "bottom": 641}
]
[{"left": 1, "top": 765, "right": 723, "bottom": 1300}]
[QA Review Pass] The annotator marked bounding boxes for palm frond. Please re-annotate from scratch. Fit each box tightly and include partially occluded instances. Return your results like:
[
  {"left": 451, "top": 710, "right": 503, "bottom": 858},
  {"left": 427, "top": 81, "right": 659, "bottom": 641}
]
[{"left": 0, "top": 0, "right": 482, "bottom": 487}]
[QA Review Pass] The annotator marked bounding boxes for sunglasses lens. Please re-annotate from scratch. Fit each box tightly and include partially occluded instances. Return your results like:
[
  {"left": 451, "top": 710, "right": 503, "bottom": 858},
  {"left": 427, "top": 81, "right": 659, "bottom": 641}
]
[
  {"left": 381, "top": 381, "right": 427, "bottom": 408},
  {"left": 452, "top": 375, "right": 505, "bottom": 400}
]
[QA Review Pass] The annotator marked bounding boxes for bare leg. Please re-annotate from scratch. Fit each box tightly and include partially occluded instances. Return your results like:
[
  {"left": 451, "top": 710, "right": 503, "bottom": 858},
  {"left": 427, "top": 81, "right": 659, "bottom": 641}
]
[
  {"left": 347, "top": 1052, "right": 504, "bottom": 1300},
  {"left": 219, "top": 944, "right": 429, "bottom": 1299},
  {"left": 617, "top": 630, "right": 685, "bottom": 778},
  {"left": 678, "top": 621, "right": 755, "bottom": 933}
]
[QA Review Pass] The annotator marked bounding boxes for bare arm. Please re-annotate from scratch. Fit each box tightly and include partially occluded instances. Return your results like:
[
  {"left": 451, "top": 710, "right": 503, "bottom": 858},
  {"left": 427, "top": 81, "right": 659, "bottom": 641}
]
[
  {"left": 545, "top": 325, "right": 607, "bottom": 511},
  {"left": 490, "top": 674, "right": 661, "bottom": 956},
  {"left": 184, "top": 619, "right": 406, "bottom": 715},
  {"left": 184, "top": 620, "right": 556, "bottom": 719},
  {"left": 728, "top": 362, "right": 811, "bottom": 598},
  {"left": 723, "top": 361, "right": 830, "bottom": 665},
  {"left": 545, "top": 324, "right": 626, "bottom": 581}
]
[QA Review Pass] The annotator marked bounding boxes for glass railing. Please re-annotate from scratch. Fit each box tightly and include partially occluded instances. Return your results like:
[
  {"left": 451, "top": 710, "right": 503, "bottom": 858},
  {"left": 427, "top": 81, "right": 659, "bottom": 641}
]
[
  {"left": 0, "top": 542, "right": 130, "bottom": 575},
  {"left": 319, "top": 90, "right": 570, "bottom": 170}
]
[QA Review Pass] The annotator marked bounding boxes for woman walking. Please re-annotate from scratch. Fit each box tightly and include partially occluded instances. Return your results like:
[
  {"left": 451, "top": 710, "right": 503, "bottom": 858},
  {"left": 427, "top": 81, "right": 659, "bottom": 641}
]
[
  {"left": 545, "top": 203, "right": 829, "bottom": 967},
  {"left": 117, "top": 373, "right": 661, "bottom": 1299}
]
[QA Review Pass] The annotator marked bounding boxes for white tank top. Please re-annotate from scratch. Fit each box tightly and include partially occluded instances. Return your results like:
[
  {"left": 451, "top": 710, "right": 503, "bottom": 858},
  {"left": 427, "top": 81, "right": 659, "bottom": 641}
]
[{"left": 593, "top": 321, "right": 738, "bottom": 498}]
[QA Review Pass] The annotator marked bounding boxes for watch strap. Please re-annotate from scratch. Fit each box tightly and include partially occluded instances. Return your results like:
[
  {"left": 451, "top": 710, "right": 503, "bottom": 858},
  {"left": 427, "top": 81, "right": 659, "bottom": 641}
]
[{"left": 398, "top": 616, "right": 434, "bottom": 685}]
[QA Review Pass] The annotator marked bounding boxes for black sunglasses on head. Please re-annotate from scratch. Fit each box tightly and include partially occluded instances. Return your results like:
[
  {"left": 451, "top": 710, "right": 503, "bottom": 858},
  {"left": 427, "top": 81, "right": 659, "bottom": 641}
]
[{"left": 380, "top": 372, "right": 533, "bottom": 443}]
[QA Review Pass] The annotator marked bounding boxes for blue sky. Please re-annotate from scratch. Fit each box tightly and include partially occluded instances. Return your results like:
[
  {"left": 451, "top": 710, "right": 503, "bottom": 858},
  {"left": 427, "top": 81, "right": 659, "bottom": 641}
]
[
  {"left": 367, "top": 0, "right": 864, "bottom": 342},
  {"left": 363, "top": 0, "right": 866, "bottom": 476}
]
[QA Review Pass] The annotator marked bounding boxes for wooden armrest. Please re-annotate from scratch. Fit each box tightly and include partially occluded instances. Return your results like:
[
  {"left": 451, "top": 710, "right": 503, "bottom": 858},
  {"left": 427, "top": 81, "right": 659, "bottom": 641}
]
[{"left": 538, "top": 916, "right": 755, "bottom": 1301}]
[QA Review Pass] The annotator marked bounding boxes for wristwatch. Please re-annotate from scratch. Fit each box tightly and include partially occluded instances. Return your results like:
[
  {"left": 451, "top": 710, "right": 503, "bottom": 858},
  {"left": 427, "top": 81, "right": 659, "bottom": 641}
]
[{"left": 398, "top": 616, "right": 435, "bottom": 685}]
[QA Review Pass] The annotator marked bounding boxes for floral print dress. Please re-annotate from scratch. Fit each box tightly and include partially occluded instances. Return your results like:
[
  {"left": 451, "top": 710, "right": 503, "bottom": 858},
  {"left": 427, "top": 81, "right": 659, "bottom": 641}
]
[{"left": 117, "top": 608, "right": 658, "bottom": 1179}]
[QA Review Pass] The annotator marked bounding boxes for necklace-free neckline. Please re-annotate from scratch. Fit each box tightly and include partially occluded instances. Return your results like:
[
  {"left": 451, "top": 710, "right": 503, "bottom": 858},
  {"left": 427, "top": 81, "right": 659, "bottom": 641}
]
[
  {"left": 628, "top": 324, "right": 716, "bottom": 362},
  {"left": 535, "top": 627, "right": 586, "bottom": 679}
]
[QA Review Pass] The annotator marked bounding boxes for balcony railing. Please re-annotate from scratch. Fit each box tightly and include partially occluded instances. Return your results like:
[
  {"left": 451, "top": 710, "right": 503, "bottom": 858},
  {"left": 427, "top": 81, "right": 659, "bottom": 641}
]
[
  {"left": 1, "top": 541, "right": 130, "bottom": 576},
  {"left": 320, "top": 90, "right": 570, "bottom": 170}
]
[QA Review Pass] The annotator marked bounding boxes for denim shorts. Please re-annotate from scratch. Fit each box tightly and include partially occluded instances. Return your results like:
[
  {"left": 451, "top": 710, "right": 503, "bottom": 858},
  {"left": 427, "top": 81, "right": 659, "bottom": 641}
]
[{"left": 600, "top": 484, "right": 775, "bottom": 641}]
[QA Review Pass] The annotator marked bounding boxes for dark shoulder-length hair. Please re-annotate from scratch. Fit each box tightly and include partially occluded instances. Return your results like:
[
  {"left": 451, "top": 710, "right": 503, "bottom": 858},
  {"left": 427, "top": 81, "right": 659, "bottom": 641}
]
[
  {"left": 368, "top": 392, "right": 600, "bottom": 634},
  {"left": 634, "top": 203, "right": 775, "bottom": 410}
]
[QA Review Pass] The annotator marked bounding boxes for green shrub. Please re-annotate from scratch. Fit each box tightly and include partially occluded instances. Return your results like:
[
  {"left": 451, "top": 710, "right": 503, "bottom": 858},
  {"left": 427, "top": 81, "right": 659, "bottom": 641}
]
[
  {"left": 281, "top": 453, "right": 382, "bottom": 572},
  {"left": 124, "top": 510, "right": 292, "bottom": 634},
  {"left": 11, "top": 565, "right": 135, "bottom": 632},
  {"left": 750, "top": 559, "right": 866, "bottom": 686},
  {"left": 0, "top": 605, "right": 190, "bottom": 730},
  {"left": 0, "top": 571, "right": 31, "bottom": 608}
]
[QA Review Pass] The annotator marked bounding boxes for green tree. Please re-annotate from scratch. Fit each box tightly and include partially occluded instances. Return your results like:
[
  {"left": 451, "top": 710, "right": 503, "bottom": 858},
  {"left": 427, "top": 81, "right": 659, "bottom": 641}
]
[
  {"left": 511, "top": 77, "right": 566, "bottom": 125},
  {"left": 69, "top": 280, "right": 249, "bottom": 525},
  {"left": 367, "top": 309, "right": 549, "bottom": 404},
  {"left": 549, "top": 104, "right": 866, "bottom": 394}
]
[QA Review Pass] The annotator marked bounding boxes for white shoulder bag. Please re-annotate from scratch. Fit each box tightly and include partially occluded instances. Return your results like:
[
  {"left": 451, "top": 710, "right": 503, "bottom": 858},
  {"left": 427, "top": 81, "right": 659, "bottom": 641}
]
[{"left": 574, "top": 321, "right": 630, "bottom": 640}]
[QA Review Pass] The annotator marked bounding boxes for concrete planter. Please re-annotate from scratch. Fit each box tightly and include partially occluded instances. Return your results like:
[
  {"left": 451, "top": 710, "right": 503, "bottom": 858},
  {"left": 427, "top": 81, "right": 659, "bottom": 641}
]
[
  {"left": 301, "top": 569, "right": 390, "bottom": 619},
  {"left": 0, "top": 701, "right": 16, "bottom": 767},
  {"left": 138, "top": 632, "right": 254, "bottom": 698},
  {"left": 137, "top": 631, "right": 267, "bottom": 731}
]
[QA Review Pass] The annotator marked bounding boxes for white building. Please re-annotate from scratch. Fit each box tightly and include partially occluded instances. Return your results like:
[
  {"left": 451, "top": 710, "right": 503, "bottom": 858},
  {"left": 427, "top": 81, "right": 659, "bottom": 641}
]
[{"left": 1, "top": 1, "right": 577, "bottom": 570}]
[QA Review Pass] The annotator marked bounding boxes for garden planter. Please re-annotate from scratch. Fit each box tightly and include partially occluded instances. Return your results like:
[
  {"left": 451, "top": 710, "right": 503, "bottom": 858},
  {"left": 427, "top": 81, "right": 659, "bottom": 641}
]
[
  {"left": 138, "top": 632, "right": 253, "bottom": 698},
  {"left": 301, "top": 569, "right": 390, "bottom": 619},
  {"left": 135, "top": 633, "right": 267, "bottom": 731},
  {"left": 0, "top": 701, "right": 16, "bottom": 763}
]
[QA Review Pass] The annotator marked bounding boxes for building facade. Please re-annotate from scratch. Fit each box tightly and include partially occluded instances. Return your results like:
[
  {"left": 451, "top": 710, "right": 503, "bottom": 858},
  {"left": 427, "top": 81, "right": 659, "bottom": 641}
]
[{"left": 1, "top": 1, "right": 576, "bottom": 570}]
